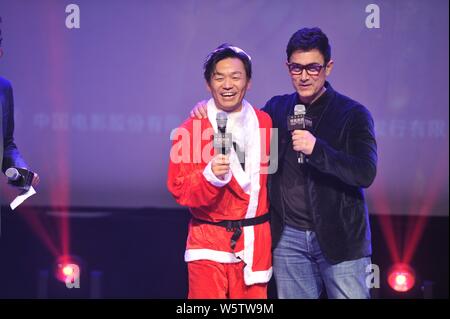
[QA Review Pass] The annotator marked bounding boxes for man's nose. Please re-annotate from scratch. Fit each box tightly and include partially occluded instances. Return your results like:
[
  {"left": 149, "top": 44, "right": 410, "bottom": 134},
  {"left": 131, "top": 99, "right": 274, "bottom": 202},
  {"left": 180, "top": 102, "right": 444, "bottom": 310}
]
[
  {"left": 300, "top": 70, "right": 309, "bottom": 81},
  {"left": 223, "top": 78, "right": 233, "bottom": 88}
]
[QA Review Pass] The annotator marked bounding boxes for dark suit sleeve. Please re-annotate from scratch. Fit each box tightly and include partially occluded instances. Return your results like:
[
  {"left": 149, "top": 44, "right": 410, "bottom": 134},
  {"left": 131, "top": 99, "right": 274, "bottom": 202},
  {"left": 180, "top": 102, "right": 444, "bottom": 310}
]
[
  {"left": 308, "top": 105, "right": 377, "bottom": 188},
  {"left": 261, "top": 97, "right": 274, "bottom": 118},
  {"left": 2, "top": 80, "right": 28, "bottom": 172}
]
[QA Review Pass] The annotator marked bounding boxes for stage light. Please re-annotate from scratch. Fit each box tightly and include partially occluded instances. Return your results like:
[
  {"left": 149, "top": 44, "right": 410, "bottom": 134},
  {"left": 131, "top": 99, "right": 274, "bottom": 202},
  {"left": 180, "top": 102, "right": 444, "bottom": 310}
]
[
  {"left": 54, "top": 255, "right": 81, "bottom": 288},
  {"left": 62, "top": 264, "right": 75, "bottom": 276},
  {"left": 387, "top": 263, "right": 416, "bottom": 292}
]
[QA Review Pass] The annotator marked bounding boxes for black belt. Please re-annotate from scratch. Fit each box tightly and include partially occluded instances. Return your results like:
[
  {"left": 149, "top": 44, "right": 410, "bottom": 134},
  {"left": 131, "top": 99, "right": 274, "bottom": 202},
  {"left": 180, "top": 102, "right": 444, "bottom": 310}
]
[{"left": 193, "top": 213, "right": 270, "bottom": 250}]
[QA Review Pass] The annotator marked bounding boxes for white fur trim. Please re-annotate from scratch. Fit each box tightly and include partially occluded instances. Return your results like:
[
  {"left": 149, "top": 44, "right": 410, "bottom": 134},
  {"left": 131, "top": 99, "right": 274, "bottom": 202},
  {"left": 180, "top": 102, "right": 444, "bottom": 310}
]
[
  {"left": 243, "top": 101, "right": 261, "bottom": 220},
  {"left": 244, "top": 266, "right": 273, "bottom": 285},
  {"left": 228, "top": 147, "right": 250, "bottom": 193},
  {"left": 185, "top": 249, "right": 243, "bottom": 263},
  {"left": 203, "top": 160, "right": 232, "bottom": 187}
]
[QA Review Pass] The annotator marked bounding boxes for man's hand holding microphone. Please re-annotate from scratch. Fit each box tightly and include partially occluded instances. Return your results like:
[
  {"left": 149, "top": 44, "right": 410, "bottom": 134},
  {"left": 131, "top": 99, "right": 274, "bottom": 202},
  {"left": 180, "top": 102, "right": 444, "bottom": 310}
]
[
  {"left": 211, "top": 154, "right": 230, "bottom": 180},
  {"left": 288, "top": 104, "right": 316, "bottom": 163},
  {"left": 291, "top": 130, "right": 316, "bottom": 156},
  {"left": 212, "top": 111, "right": 232, "bottom": 181},
  {"left": 6, "top": 167, "right": 39, "bottom": 190}
]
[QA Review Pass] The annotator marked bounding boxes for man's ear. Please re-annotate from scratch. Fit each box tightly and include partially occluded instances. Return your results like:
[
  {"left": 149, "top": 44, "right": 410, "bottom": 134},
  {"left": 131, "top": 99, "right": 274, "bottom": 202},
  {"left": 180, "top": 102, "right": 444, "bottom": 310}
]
[
  {"left": 246, "top": 79, "right": 252, "bottom": 90},
  {"left": 285, "top": 61, "right": 291, "bottom": 75},
  {"left": 206, "top": 81, "right": 212, "bottom": 93},
  {"left": 325, "top": 59, "right": 334, "bottom": 76}
]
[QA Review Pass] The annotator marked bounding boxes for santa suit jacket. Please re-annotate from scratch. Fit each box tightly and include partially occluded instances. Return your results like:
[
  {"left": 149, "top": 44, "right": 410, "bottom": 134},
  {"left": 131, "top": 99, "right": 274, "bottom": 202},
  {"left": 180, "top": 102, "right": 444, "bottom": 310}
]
[{"left": 167, "top": 101, "right": 273, "bottom": 285}]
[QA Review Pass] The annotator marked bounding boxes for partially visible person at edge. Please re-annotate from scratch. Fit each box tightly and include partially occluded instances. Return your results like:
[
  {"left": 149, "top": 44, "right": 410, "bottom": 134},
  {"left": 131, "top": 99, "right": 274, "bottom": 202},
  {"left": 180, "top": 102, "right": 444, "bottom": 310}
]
[
  {"left": 167, "top": 44, "right": 273, "bottom": 298},
  {"left": 190, "top": 27, "right": 377, "bottom": 299},
  {"left": 0, "top": 17, "right": 39, "bottom": 190}
]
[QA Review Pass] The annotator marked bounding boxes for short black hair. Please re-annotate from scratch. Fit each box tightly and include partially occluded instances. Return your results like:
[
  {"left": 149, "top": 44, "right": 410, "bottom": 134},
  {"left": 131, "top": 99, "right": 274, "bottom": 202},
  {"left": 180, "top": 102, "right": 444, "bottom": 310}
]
[
  {"left": 286, "top": 27, "right": 331, "bottom": 64},
  {"left": 203, "top": 43, "right": 252, "bottom": 82}
]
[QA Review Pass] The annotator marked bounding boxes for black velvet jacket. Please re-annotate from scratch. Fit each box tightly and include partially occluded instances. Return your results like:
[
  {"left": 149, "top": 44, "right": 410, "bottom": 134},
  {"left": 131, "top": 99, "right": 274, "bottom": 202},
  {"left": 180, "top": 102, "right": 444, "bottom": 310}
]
[
  {"left": 0, "top": 76, "right": 28, "bottom": 173},
  {"left": 262, "top": 82, "right": 377, "bottom": 264}
]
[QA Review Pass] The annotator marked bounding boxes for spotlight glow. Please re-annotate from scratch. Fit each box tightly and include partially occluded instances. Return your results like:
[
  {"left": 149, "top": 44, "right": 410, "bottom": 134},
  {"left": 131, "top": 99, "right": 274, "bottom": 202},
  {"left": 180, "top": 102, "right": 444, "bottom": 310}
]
[
  {"left": 388, "top": 263, "right": 416, "bottom": 292},
  {"left": 62, "top": 265, "right": 75, "bottom": 276},
  {"left": 54, "top": 255, "right": 81, "bottom": 284}
]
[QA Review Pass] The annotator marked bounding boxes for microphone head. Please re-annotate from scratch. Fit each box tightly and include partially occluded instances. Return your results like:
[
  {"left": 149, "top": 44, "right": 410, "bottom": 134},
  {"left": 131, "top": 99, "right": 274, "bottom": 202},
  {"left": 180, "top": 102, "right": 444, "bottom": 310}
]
[
  {"left": 216, "top": 111, "right": 228, "bottom": 132},
  {"left": 294, "top": 104, "right": 306, "bottom": 116},
  {"left": 6, "top": 167, "right": 20, "bottom": 181}
]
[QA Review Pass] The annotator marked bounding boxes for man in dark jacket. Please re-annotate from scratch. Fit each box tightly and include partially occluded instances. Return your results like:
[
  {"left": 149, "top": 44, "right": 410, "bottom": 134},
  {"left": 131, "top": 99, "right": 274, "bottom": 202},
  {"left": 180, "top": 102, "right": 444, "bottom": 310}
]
[
  {"left": 262, "top": 27, "right": 377, "bottom": 299},
  {"left": 1, "top": 17, "right": 39, "bottom": 188},
  {"left": 190, "top": 27, "right": 377, "bottom": 299}
]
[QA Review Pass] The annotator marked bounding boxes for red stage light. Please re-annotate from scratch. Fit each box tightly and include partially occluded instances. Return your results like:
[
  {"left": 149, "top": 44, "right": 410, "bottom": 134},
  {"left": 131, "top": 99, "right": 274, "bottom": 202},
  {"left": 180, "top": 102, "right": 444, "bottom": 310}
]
[
  {"left": 54, "top": 255, "right": 81, "bottom": 286},
  {"left": 62, "top": 264, "right": 75, "bottom": 276},
  {"left": 387, "top": 263, "right": 416, "bottom": 292}
]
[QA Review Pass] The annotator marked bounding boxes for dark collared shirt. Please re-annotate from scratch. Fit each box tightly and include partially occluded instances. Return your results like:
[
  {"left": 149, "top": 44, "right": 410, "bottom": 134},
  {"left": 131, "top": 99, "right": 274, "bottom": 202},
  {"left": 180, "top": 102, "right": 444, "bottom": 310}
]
[{"left": 281, "top": 86, "right": 333, "bottom": 231}]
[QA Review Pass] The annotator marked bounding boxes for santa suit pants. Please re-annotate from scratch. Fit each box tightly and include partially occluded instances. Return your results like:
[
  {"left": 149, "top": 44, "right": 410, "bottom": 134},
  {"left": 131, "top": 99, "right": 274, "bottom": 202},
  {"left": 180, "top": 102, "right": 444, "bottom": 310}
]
[{"left": 187, "top": 260, "right": 267, "bottom": 299}]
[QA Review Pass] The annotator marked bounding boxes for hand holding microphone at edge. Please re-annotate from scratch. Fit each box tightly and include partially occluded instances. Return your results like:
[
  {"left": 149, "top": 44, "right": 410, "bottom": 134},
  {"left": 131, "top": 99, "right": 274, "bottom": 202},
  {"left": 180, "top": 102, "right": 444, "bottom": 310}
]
[{"left": 5, "top": 167, "right": 40, "bottom": 189}]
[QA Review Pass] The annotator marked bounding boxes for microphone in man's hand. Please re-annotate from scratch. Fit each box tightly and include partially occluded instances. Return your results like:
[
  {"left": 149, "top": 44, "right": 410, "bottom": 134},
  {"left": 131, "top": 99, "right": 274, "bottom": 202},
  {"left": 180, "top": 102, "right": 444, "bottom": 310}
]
[
  {"left": 287, "top": 104, "right": 306, "bottom": 164},
  {"left": 216, "top": 111, "right": 227, "bottom": 134},
  {"left": 6, "top": 167, "right": 35, "bottom": 191},
  {"left": 214, "top": 112, "right": 232, "bottom": 155}
]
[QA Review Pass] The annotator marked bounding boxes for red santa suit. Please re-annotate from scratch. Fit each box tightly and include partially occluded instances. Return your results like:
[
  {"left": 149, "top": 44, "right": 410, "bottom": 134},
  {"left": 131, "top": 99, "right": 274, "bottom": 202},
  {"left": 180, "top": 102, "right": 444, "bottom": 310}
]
[{"left": 167, "top": 99, "right": 272, "bottom": 298}]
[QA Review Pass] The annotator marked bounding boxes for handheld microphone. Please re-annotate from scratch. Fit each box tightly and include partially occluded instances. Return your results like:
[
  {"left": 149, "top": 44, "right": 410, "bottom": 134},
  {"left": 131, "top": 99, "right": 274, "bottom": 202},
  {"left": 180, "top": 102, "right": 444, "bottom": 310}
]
[
  {"left": 214, "top": 112, "right": 232, "bottom": 155},
  {"left": 217, "top": 111, "right": 227, "bottom": 134},
  {"left": 287, "top": 104, "right": 306, "bottom": 164},
  {"left": 6, "top": 167, "right": 35, "bottom": 191}
]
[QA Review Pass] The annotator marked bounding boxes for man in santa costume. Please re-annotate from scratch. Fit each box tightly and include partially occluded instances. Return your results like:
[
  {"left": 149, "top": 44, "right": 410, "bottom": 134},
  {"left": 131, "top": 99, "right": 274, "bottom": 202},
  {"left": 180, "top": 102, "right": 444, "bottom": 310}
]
[{"left": 167, "top": 44, "right": 273, "bottom": 299}]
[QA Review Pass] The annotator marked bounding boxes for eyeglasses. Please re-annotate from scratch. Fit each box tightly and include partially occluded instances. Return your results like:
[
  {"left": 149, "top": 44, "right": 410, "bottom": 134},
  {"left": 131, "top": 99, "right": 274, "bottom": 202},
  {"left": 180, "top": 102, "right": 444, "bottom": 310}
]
[{"left": 287, "top": 62, "right": 326, "bottom": 76}]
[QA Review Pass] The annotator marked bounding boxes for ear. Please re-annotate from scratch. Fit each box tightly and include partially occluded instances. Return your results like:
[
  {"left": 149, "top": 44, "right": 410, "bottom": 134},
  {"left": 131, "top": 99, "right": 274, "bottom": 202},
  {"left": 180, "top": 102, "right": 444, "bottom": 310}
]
[
  {"left": 206, "top": 81, "right": 212, "bottom": 93},
  {"left": 246, "top": 79, "right": 252, "bottom": 90},
  {"left": 325, "top": 59, "right": 334, "bottom": 76},
  {"left": 285, "top": 61, "right": 291, "bottom": 75}
]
